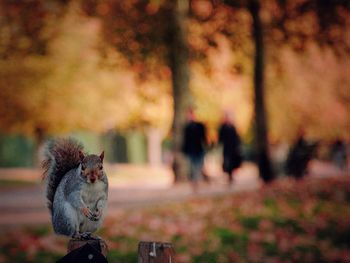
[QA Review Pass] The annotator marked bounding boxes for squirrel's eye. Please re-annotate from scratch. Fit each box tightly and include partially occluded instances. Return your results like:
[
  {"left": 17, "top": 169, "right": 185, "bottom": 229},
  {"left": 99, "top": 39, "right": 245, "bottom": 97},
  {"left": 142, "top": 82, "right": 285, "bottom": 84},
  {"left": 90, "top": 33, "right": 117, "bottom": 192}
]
[
  {"left": 99, "top": 165, "right": 103, "bottom": 170},
  {"left": 81, "top": 164, "right": 86, "bottom": 171}
]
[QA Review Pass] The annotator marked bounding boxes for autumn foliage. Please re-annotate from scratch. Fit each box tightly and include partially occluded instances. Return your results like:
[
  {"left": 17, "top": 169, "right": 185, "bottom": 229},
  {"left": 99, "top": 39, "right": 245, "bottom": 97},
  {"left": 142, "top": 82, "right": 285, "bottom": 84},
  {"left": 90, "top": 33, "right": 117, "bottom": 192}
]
[{"left": 1, "top": 176, "right": 349, "bottom": 262}]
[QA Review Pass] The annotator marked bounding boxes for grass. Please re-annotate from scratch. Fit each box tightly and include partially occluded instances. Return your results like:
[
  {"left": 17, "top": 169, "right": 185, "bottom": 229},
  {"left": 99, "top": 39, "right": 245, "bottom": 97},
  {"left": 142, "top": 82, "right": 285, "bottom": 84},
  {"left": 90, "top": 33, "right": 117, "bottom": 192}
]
[{"left": 0, "top": 176, "right": 349, "bottom": 262}]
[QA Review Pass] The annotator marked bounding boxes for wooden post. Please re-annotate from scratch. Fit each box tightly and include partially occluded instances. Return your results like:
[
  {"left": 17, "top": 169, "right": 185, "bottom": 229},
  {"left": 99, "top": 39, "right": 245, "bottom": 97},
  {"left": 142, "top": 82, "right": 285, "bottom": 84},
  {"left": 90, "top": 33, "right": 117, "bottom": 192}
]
[
  {"left": 67, "top": 238, "right": 109, "bottom": 257},
  {"left": 57, "top": 238, "right": 109, "bottom": 263},
  {"left": 138, "top": 241, "right": 175, "bottom": 263}
]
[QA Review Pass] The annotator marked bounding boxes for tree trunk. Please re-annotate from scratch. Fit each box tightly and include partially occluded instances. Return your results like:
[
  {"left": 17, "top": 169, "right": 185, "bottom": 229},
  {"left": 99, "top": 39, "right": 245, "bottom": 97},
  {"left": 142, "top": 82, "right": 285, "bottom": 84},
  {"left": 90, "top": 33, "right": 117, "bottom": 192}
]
[
  {"left": 249, "top": 0, "right": 275, "bottom": 183},
  {"left": 168, "top": 0, "right": 191, "bottom": 183}
]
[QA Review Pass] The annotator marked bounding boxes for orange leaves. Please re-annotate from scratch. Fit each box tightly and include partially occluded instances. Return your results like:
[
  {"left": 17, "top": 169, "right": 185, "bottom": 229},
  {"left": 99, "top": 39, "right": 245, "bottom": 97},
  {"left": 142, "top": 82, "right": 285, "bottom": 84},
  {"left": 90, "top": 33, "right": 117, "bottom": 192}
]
[{"left": 0, "top": 176, "right": 350, "bottom": 262}]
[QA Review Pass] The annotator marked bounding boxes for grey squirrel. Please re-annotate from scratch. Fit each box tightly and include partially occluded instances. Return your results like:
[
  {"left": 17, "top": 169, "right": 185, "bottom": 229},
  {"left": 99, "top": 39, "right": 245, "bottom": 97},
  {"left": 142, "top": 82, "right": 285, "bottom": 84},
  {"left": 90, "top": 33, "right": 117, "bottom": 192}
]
[{"left": 42, "top": 138, "right": 108, "bottom": 239}]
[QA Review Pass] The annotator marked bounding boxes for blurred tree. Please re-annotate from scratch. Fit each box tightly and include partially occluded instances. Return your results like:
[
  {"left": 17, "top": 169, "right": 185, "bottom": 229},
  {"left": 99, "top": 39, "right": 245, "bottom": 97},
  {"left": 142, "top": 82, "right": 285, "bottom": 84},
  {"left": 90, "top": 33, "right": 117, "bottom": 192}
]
[
  {"left": 221, "top": 0, "right": 350, "bottom": 182},
  {"left": 0, "top": 0, "right": 69, "bottom": 57},
  {"left": 81, "top": 0, "right": 193, "bottom": 181},
  {"left": 0, "top": 2, "right": 142, "bottom": 159},
  {"left": 264, "top": 0, "right": 350, "bottom": 141},
  {"left": 1, "top": 0, "right": 350, "bottom": 174},
  {"left": 219, "top": 0, "right": 274, "bottom": 182},
  {"left": 250, "top": 0, "right": 274, "bottom": 182},
  {"left": 81, "top": 0, "right": 255, "bottom": 181},
  {"left": 168, "top": 0, "right": 192, "bottom": 181},
  {"left": 0, "top": 0, "right": 68, "bottom": 149}
]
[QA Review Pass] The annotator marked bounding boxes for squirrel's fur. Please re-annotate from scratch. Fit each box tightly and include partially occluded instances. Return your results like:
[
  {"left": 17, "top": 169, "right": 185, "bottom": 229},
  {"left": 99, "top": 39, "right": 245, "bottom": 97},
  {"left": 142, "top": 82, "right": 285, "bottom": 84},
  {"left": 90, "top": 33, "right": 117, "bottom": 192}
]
[
  {"left": 42, "top": 138, "right": 108, "bottom": 238},
  {"left": 42, "top": 138, "right": 84, "bottom": 214}
]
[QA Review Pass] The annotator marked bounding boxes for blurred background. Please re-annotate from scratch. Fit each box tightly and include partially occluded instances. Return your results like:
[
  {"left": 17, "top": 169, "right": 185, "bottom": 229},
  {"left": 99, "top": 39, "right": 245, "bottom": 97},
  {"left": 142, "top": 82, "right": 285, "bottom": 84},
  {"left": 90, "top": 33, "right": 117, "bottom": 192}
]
[{"left": 0, "top": 0, "right": 350, "bottom": 262}]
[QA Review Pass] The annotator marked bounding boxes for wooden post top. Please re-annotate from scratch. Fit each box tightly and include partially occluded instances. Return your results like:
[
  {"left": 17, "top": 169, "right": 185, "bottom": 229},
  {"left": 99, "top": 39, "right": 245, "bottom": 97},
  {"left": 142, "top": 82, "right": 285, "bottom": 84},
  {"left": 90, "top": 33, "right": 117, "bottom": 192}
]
[
  {"left": 138, "top": 241, "right": 175, "bottom": 263},
  {"left": 56, "top": 238, "right": 109, "bottom": 262},
  {"left": 67, "top": 238, "right": 109, "bottom": 257}
]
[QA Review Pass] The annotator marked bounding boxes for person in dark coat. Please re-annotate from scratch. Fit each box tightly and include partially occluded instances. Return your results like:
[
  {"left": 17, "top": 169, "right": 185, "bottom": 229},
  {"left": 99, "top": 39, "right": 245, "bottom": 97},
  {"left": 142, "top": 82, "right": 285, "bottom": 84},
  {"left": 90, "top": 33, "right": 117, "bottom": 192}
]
[
  {"left": 218, "top": 113, "right": 242, "bottom": 184},
  {"left": 182, "top": 108, "right": 207, "bottom": 191},
  {"left": 285, "top": 130, "right": 318, "bottom": 179}
]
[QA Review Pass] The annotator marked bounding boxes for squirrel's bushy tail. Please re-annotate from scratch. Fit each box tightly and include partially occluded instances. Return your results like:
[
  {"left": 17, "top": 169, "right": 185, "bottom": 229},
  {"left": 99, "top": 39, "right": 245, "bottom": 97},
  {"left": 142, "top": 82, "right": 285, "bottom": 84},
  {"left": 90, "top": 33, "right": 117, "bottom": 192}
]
[{"left": 42, "top": 138, "right": 84, "bottom": 214}]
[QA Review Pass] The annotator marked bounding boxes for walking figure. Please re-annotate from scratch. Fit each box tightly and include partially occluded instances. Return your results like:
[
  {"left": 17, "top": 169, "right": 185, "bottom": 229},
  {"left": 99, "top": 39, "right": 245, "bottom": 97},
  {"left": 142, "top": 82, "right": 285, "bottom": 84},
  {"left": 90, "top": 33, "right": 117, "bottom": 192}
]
[
  {"left": 218, "top": 113, "right": 242, "bottom": 184},
  {"left": 285, "top": 130, "right": 318, "bottom": 179},
  {"left": 182, "top": 108, "right": 207, "bottom": 192}
]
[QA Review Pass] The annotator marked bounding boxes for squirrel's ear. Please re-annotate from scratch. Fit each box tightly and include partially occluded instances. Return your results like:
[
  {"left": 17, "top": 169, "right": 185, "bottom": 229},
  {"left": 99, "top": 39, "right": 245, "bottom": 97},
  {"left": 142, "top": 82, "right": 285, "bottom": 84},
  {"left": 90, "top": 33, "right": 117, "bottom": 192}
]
[
  {"left": 100, "top": 151, "right": 104, "bottom": 162},
  {"left": 79, "top": 150, "right": 85, "bottom": 162}
]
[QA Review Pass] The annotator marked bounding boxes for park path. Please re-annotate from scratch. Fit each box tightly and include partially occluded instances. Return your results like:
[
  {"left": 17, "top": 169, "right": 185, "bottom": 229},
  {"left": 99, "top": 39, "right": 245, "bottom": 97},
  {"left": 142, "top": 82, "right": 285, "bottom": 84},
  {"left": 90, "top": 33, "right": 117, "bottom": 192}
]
[{"left": 0, "top": 161, "right": 346, "bottom": 228}]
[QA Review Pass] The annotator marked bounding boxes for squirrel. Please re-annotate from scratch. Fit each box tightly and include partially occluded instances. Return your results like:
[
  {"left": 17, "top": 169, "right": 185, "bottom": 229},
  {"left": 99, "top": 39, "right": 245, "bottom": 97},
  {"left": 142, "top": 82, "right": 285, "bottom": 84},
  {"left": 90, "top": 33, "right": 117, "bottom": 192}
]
[{"left": 42, "top": 138, "right": 108, "bottom": 239}]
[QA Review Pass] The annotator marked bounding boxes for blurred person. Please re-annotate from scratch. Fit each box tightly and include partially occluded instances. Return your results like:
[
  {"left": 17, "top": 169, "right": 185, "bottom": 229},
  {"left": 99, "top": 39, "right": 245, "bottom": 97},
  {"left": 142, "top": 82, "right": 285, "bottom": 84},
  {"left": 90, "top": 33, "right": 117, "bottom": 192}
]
[
  {"left": 218, "top": 112, "right": 242, "bottom": 185},
  {"left": 330, "top": 138, "right": 348, "bottom": 170},
  {"left": 182, "top": 108, "right": 208, "bottom": 192},
  {"left": 285, "top": 130, "right": 318, "bottom": 179}
]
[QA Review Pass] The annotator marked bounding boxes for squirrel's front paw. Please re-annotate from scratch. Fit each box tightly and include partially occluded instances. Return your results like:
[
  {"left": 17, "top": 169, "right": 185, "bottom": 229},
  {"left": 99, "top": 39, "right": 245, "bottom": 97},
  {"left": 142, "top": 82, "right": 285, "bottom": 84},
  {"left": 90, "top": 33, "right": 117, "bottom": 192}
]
[
  {"left": 81, "top": 206, "right": 95, "bottom": 220},
  {"left": 91, "top": 208, "right": 102, "bottom": 221}
]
